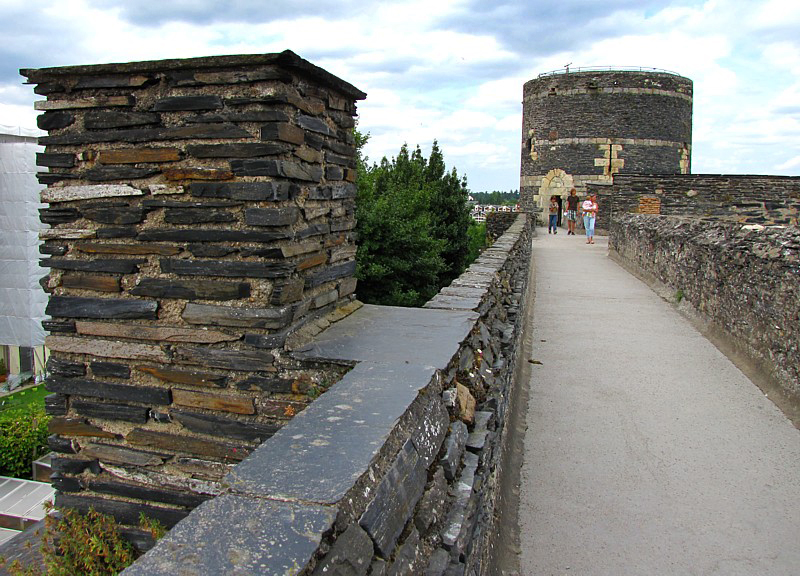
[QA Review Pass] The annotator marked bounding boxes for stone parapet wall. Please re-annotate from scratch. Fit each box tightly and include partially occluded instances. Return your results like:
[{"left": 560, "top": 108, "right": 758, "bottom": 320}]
[
  {"left": 610, "top": 213, "right": 799, "bottom": 414},
  {"left": 123, "top": 215, "right": 533, "bottom": 575},
  {"left": 23, "top": 51, "right": 366, "bottom": 531},
  {"left": 485, "top": 210, "right": 519, "bottom": 240}
]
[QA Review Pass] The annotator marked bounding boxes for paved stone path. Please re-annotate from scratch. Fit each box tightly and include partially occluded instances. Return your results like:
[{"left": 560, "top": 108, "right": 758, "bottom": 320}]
[{"left": 517, "top": 228, "right": 800, "bottom": 575}]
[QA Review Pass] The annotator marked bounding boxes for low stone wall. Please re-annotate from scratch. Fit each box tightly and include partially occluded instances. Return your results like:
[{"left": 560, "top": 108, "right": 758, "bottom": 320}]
[
  {"left": 123, "top": 214, "right": 533, "bottom": 575},
  {"left": 485, "top": 211, "right": 518, "bottom": 241},
  {"left": 610, "top": 213, "right": 799, "bottom": 415}
]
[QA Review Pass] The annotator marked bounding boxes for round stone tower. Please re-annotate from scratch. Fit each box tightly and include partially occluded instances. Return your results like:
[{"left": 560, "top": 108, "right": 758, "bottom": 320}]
[{"left": 520, "top": 68, "right": 693, "bottom": 213}]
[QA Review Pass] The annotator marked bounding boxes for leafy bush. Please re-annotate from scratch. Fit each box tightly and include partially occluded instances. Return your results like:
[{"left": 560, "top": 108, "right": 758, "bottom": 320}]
[
  {"left": 1, "top": 504, "right": 165, "bottom": 576},
  {"left": 0, "top": 404, "right": 50, "bottom": 478}
]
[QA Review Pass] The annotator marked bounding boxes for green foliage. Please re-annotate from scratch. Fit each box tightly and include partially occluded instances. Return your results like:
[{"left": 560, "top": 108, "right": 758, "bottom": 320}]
[
  {"left": 1, "top": 504, "right": 166, "bottom": 576},
  {"left": 467, "top": 221, "right": 488, "bottom": 263},
  {"left": 675, "top": 288, "right": 685, "bottom": 303},
  {"left": 470, "top": 190, "right": 519, "bottom": 206},
  {"left": 0, "top": 385, "right": 50, "bottom": 416},
  {"left": 0, "top": 403, "right": 50, "bottom": 478},
  {"left": 355, "top": 131, "right": 474, "bottom": 307}
]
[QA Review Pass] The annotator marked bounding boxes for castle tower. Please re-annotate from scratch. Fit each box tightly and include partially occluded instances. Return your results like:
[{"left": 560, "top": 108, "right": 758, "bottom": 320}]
[{"left": 520, "top": 68, "right": 693, "bottom": 213}]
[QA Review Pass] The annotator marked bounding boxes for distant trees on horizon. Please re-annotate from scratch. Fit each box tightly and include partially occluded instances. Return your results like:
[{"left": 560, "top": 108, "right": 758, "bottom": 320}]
[{"left": 470, "top": 190, "right": 519, "bottom": 206}]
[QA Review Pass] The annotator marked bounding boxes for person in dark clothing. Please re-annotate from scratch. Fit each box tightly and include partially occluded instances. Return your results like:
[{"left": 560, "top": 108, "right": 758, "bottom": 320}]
[{"left": 565, "top": 188, "right": 579, "bottom": 235}]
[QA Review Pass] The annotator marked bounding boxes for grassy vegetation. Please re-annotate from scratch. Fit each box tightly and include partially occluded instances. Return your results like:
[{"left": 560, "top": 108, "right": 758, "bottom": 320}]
[{"left": 0, "top": 384, "right": 49, "bottom": 418}]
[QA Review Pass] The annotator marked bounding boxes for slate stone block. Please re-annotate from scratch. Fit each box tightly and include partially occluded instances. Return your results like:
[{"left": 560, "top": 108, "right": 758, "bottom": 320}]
[
  {"left": 163, "top": 167, "right": 233, "bottom": 181},
  {"left": 441, "top": 453, "right": 479, "bottom": 554},
  {"left": 37, "top": 111, "right": 74, "bottom": 130},
  {"left": 359, "top": 439, "right": 427, "bottom": 558},
  {"left": 188, "top": 244, "right": 239, "bottom": 258},
  {"left": 131, "top": 278, "right": 250, "bottom": 300},
  {"left": 326, "top": 165, "right": 344, "bottom": 180},
  {"left": 46, "top": 335, "right": 168, "bottom": 363},
  {"left": 47, "top": 434, "right": 78, "bottom": 454},
  {"left": 71, "top": 399, "right": 149, "bottom": 423},
  {"left": 97, "top": 227, "right": 136, "bottom": 238},
  {"left": 47, "top": 376, "right": 171, "bottom": 405},
  {"left": 73, "top": 74, "right": 155, "bottom": 89},
  {"left": 311, "top": 523, "right": 373, "bottom": 576},
  {"left": 40, "top": 244, "right": 69, "bottom": 256},
  {"left": 163, "top": 207, "right": 236, "bottom": 224},
  {"left": 81, "top": 443, "right": 167, "bottom": 467},
  {"left": 186, "top": 143, "right": 289, "bottom": 158},
  {"left": 153, "top": 95, "right": 223, "bottom": 111},
  {"left": 61, "top": 274, "right": 122, "bottom": 293},
  {"left": 40, "top": 123, "right": 250, "bottom": 145},
  {"left": 87, "top": 479, "right": 208, "bottom": 509},
  {"left": 50, "top": 474, "right": 82, "bottom": 493},
  {"left": 84, "top": 110, "right": 160, "bottom": 130},
  {"left": 304, "top": 261, "right": 357, "bottom": 289},
  {"left": 50, "top": 457, "right": 97, "bottom": 475},
  {"left": 81, "top": 204, "right": 145, "bottom": 224},
  {"left": 36, "top": 152, "right": 74, "bottom": 167},
  {"left": 48, "top": 417, "right": 118, "bottom": 439},
  {"left": 270, "top": 278, "right": 305, "bottom": 305},
  {"left": 442, "top": 421, "right": 468, "bottom": 481},
  {"left": 183, "top": 302, "right": 292, "bottom": 329},
  {"left": 47, "top": 356, "right": 86, "bottom": 378},
  {"left": 296, "top": 222, "right": 331, "bottom": 239},
  {"left": 411, "top": 399, "right": 450, "bottom": 468},
  {"left": 190, "top": 181, "right": 297, "bottom": 202},
  {"left": 172, "top": 410, "right": 278, "bottom": 443},
  {"left": 137, "top": 365, "right": 227, "bottom": 388},
  {"left": 245, "top": 206, "right": 300, "bottom": 227},
  {"left": 42, "top": 258, "right": 145, "bottom": 275},
  {"left": 99, "top": 148, "right": 181, "bottom": 164},
  {"left": 163, "top": 258, "right": 294, "bottom": 279},
  {"left": 76, "top": 322, "right": 238, "bottom": 344},
  {"left": 55, "top": 493, "right": 189, "bottom": 529},
  {"left": 90, "top": 361, "right": 130, "bottom": 379},
  {"left": 38, "top": 172, "right": 78, "bottom": 185},
  {"left": 260, "top": 122, "right": 305, "bottom": 145},
  {"left": 74, "top": 243, "right": 181, "bottom": 257},
  {"left": 173, "top": 347, "right": 275, "bottom": 372},
  {"left": 44, "top": 393, "right": 68, "bottom": 416},
  {"left": 83, "top": 165, "right": 160, "bottom": 181},
  {"left": 46, "top": 296, "right": 156, "bottom": 319},
  {"left": 126, "top": 428, "right": 250, "bottom": 462},
  {"left": 296, "top": 114, "right": 333, "bottom": 136},
  {"left": 143, "top": 229, "right": 289, "bottom": 243},
  {"left": 42, "top": 320, "right": 76, "bottom": 333},
  {"left": 171, "top": 388, "right": 255, "bottom": 415},
  {"left": 387, "top": 527, "right": 422, "bottom": 576},
  {"left": 424, "top": 549, "right": 450, "bottom": 576},
  {"left": 241, "top": 331, "right": 289, "bottom": 349},
  {"left": 415, "top": 468, "right": 448, "bottom": 533},
  {"left": 234, "top": 375, "right": 293, "bottom": 393}
]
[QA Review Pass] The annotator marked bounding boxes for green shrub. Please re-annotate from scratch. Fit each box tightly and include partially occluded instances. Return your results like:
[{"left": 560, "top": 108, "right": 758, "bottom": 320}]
[{"left": 0, "top": 405, "right": 50, "bottom": 478}]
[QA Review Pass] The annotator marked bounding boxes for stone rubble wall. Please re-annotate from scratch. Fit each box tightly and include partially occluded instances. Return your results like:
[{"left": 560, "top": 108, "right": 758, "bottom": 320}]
[
  {"left": 591, "top": 173, "right": 800, "bottom": 232},
  {"left": 22, "top": 51, "right": 366, "bottom": 533},
  {"left": 123, "top": 215, "right": 533, "bottom": 575},
  {"left": 610, "top": 213, "right": 799, "bottom": 410},
  {"left": 485, "top": 211, "right": 518, "bottom": 241}
]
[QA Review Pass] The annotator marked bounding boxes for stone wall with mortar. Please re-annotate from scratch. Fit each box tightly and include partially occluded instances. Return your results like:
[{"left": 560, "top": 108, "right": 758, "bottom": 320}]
[
  {"left": 122, "top": 215, "right": 533, "bottom": 575},
  {"left": 609, "top": 213, "right": 799, "bottom": 416},
  {"left": 22, "top": 51, "right": 366, "bottom": 533},
  {"left": 485, "top": 210, "right": 518, "bottom": 241},
  {"left": 589, "top": 174, "right": 800, "bottom": 232},
  {"left": 520, "top": 70, "right": 692, "bottom": 214}
]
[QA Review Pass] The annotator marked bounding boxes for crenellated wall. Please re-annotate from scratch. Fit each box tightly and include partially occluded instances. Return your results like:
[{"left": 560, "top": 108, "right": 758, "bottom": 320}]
[
  {"left": 22, "top": 51, "right": 367, "bottom": 532},
  {"left": 610, "top": 213, "right": 799, "bottom": 422}
]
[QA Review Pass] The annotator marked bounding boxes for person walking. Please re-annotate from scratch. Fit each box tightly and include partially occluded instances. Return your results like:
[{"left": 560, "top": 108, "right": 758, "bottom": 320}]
[
  {"left": 582, "top": 193, "right": 598, "bottom": 244},
  {"left": 565, "top": 188, "right": 579, "bottom": 235},
  {"left": 548, "top": 196, "right": 559, "bottom": 234}
]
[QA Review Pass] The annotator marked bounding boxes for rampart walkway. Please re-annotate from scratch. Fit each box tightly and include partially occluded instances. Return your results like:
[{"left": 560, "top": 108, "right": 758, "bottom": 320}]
[{"left": 516, "top": 229, "right": 800, "bottom": 575}]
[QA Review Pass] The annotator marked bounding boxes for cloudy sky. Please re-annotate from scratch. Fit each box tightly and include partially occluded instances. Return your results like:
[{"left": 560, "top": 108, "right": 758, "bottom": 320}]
[{"left": 0, "top": 0, "right": 798, "bottom": 192}]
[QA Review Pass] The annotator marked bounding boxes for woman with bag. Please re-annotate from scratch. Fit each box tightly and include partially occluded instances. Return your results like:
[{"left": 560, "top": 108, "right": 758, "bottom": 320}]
[{"left": 582, "top": 193, "right": 598, "bottom": 244}]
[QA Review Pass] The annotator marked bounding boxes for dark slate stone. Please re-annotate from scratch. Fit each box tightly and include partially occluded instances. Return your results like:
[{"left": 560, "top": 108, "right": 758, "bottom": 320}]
[
  {"left": 239, "top": 247, "right": 283, "bottom": 258},
  {"left": 149, "top": 410, "right": 172, "bottom": 423},
  {"left": 121, "top": 495, "right": 336, "bottom": 576},
  {"left": 40, "top": 244, "right": 69, "bottom": 256},
  {"left": 174, "top": 347, "right": 274, "bottom": 372},
  {"left": 326, "top": 165, "right": 343, "bottom": 180},
  {"left": 130, "top": 278, "right": 250, "bottom": 300},
  {"left": 441, "top": 452, "right": 479, "bottom": 554},
  {"left": 50, "top": 457, "right": 96, "bottom": 475},
  {"left": 331, "top": 217, "right": 355, "bottom": 232},
  {"left": 241, "top": 331, "right": 289, "bottom": 350},
  {"left": 296, "top": 114, "right": 333, "bottom": 135},
  {"left": 188, "top": 244, "right": 238, "bottom": 258},
  {"left": 325, "top": 139, "right": 356, "bottom": 157},
  {"left": 42, "top": 320, "right": 76, "bottom": 333},
  {"left": 441, "top": 421, "right": 468, "bottom": 481},
  {"left": 186, "top": 111, "right": 290, "bottom": 124},
  {"left": 359, "top": 439, "right": 427, "bottom": 557},
  {"left": 230, "top": 159, "right": 323, "bottom": 182},
  {"left": 332, "top": 183, "right": 357, "bottom": 199},
  {"left": 38, "top": 172, "right": 78, "bottom": 185},
  {"left": 44, "top": 393, "right": 68, "bottom": 416},
  {"left": 153, "top": 95, "right": 223, "bottom": 111},
  {"left": 37, "top": 111, "right": 74, "bottom": 130},
  {"left": 269, "top": 278, "right": 304, "bottom": 305},
  {"left": 444, "top": 562, "right": 466, "bottom": 576},
  {"left": 47, "top": 356, "right": 86, "bottom": 378},
  {"left": 40, "top": 124, "right": 249, "bottom": 145},
  {"left": 45, "top": 296, "right": 157, "bottom": 319},
  {"left": 424, "top": 549, "right": 450, "bottom": 576},
  {"left": 41, "top": 258, "right": 145, "bottom": 274},
  {"left": 164, "top": 207, "right": 235, "bottom": 224},
  {"left": 182, "top": 302, "right": 293, "bottom": 329},
  {"left": 296, "top": 222, "right": 331, "bottom": 239},
  {"left": 234, "top": 374, "right": 293, "bottom": 393},
  {"left": 47, "top": 376, "right": 171, "bottom": 405},
  {"left": 142, "top": 199, "right": 241, "bottom": 209},
  {"left": 36, "top": 153, "right": 74, "bottom": 168},
  {"left": 370, "top": 560, "right": 388, "bottom": 576},
  {"left": 415, "top": 468, "right": 448, "bottom": 533},
  {"left": 97, "top": 226, "right": 137, "bottom": 238},
  {"left": 84, "top": 110, "right": 160, "bottom": 130},
  {"left": 34, "top": 81, "right": 65, "bottom": 94},
  {"left": 304, "top": 261, "right": 357, "bottom": 289},
  {"left": 162, "top": 258, "right": 294, "bottom": 278},
  {"left": 186, "top": 142, "right": 290, "bottom": 157},
  {"left": 411, "top": 399, "right": 450, "bottom": 468},
  {"left": 172, "top": 410, "right": 279, "bottom": 443},
  {"left": 81, "top": 204, "right": 145, "bottom": 224},
  {"left": 87, "top": 479, "right": 208, "bottom": 508},
  {"left": 330, "top": 111, "right": 356, "bottom": 130},
  {"left": 73, "top": 75, "right": 157, "bottom": 89},
  {"left": 387, "top": 527, "right": 422, "bottom": 576},
  {"left": 48, "top": 434, "right": 78, "bottom": 454},
  {"left": 71, "top": 399, "right": 149, "bottom": 423},
  {"left": 190, "top": 181, "right": 297, "bottom": 202},
  {"left": 244, "top": 207, "right": 300, "bottom": 227},
  {"left": 83, "top": 165, "right": 160, "bottom": 181},
  {"left": 55, "top": 493, "right": 188, "bottom": 529},
  {"left": 305, "top": 131, "right": 325, "bottom": 150},
  {"left": 165, "top": 68, "right": 293, "bottom": 86},
  {"left": 141, "top": 229, "right": 290, "bottom": 243},
  {"left": 50, "top": 474, "right": 82, "bottom": 493},
  {"left": 90, "top": 361, "right": 131, "bottom": 379},
  {"left": 312, "top": 523, "right": 374, "bottom": 576},
  {"left": 308, "top": 186, "right": 331, "bottom": 200},
  {"left": 39, "top": 207, "right": 80, "bottom": 225}
]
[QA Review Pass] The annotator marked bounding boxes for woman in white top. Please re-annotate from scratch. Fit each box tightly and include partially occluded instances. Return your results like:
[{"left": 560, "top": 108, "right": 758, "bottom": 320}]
[{"left": 581, "top": 193, "right": 598, "bottom": 244}]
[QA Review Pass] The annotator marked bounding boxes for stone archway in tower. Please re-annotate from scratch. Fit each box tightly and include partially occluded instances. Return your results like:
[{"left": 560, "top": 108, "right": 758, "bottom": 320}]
[{"left": 538, "top": 169, "right": 575, "bottom": 215}]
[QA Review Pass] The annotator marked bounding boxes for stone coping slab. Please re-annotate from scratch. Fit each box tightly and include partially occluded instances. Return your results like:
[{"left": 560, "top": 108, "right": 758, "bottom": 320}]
[
  {"left": 225, "top": 361, "right": 437, "bottom": 504},
  {"left": 293, "top": 303, "right": 478, "bottom": 370}
]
